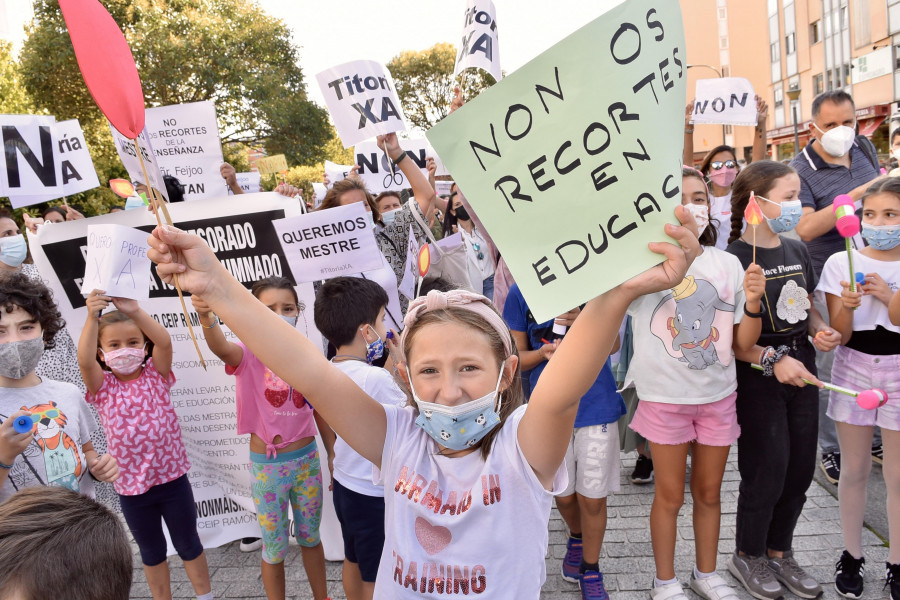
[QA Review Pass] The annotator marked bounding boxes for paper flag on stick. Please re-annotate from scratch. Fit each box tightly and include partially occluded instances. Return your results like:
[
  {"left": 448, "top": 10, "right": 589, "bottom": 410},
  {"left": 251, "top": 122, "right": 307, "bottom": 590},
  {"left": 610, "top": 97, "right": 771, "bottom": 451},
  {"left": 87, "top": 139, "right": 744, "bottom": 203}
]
[
  {"left": 744, "top": 192, "right": 764, "bottom": 226},
  {"left": 109, "top": 179, "right": 135, "bottom": 198},
  {"left": 59, "top": 0, "right": 145, "bottom": 139},
  {"left": 418, "top": 245, "right": 431, "bottom": 278}
]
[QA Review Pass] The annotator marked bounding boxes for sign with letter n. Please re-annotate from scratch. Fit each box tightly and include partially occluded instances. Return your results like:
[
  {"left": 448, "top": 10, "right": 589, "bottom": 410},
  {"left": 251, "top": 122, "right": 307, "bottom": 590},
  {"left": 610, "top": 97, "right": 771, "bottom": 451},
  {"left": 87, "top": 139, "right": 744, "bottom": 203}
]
[{"left": 428, "top": 0, "right": 687, "bottom": 322}]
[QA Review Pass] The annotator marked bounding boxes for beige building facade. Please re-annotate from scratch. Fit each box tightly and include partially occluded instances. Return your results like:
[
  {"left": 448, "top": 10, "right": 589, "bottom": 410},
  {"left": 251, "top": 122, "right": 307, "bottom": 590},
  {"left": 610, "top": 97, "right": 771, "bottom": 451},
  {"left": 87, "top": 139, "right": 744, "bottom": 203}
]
[{"left": 681, "top": 0, "right": 899, "bottom": 164}]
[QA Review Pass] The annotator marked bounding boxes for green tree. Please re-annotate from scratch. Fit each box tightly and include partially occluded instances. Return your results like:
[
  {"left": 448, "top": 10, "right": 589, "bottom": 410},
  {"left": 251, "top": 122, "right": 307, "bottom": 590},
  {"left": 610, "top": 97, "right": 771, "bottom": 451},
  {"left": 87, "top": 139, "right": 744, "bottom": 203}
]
[
  {"left": 0, "top": 41, "right": 36, "bottom": 114},
  {"left": 387, "top": 42, "right": 496, "bottom": 133},
  {"left": 19, "top": 0, "right": 332, "bottom": 168}
]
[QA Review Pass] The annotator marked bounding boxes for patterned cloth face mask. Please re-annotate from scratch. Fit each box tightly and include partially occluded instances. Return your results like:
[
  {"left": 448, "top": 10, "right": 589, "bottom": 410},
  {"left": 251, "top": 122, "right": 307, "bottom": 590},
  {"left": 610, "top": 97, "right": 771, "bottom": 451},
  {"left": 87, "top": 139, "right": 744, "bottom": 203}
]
[
  {"left": 102, "top": 345, "right": 146, "bottom": 375},
  {"left": 758, "top": 196, "right": 803, "bottom": 233},
  {"left": 0, "top": 337, "right": 45, "bottom": 379},
  {"left": 861, "top": 223, "right": 900, "bottom": 251},
  {"left": 361, "top": 326, "right": 384, "bottom": 364},
  {"left": 409, "top": 360, "right": 506, "bottom": 451}
]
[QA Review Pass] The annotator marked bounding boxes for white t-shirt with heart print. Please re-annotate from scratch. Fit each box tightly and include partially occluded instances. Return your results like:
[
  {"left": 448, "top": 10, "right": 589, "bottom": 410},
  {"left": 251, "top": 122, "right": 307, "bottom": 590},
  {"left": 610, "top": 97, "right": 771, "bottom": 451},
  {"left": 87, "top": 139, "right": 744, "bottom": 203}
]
[{"left": 373, "top": 403, "right": 567, "bottom": 599}]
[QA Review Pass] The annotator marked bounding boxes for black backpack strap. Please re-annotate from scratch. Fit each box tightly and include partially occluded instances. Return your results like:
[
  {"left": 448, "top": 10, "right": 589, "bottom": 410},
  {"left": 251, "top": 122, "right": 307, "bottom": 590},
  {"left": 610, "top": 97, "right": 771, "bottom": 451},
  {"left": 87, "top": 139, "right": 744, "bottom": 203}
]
[{"left": 856, "top": 135, "right": 880, "bottom": 172}]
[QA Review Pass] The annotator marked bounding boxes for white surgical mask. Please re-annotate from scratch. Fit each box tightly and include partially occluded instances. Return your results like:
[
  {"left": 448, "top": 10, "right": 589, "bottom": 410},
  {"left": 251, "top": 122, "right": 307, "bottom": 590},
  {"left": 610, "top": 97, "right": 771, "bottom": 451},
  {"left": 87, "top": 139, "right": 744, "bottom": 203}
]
[
  {"left": 892, "top": 148, "right": 900, "bottom": 163},
  {"left": 381, "top": 208, "right": 401, "bottom": 226},
  {"left": 814, "top": 124, "right": 855, "bottom": 158},
  {"left": 362, "top": 210, "right": 375, "bottom": 230}
]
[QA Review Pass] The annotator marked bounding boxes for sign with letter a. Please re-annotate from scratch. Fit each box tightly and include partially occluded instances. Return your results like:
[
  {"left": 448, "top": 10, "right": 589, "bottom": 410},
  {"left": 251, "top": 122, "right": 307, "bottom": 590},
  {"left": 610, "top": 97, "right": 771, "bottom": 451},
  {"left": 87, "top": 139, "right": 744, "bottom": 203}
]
[
  {"left": 454, "top": 0, "right": 502, "bottom": 81},
  {"left": 316, "top": 60, "right": 408, "bottom": 148}
]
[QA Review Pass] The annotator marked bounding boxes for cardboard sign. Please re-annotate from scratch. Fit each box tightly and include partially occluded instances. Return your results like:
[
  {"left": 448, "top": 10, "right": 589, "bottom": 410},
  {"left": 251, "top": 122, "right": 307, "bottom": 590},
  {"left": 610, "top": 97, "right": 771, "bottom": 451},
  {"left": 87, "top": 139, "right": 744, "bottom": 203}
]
[
  {"left": 255, "top": 154, "right": 288, "bottom": 174},
  {"left": 691, "top": 77, "right": 757, "bottom": 126},
  {"left": 427, "top": 0, "right": 687, "bottom": 322},
  {"left": 109, "top": 123, "right": 170, "bottom": 202},
  {"left": 324, "top": 160, "right": 352, "bottom": 188},
  {"left": 354, "top": 139, "right": 448, "bottom": 193},
  {"left": 0, "top": 115, "right": 62, "bottom": 198},
  {"left": 454, "top": 0, "right": 502, "bottom": 81},
  {"left": 229, "top": 171, "right": 262, "bottom": 195},
  {"left": 80, "top": 224, "right": 152, "bottom": 299},
  {"left": 145, "top": 101, "right": 225, "bottom": 201},
  {"left": 272, "top": 202, "right": 382, "bottom": 282},
  {"left": 28, "top": 193, "right": 343, "bottom": 558},
  {"left": 398, "top": 225, "right": 420, "bottom": 300},
  {"left": 316, "top": 60, "right": 408, "bottom": 148},
  {"left": 7, "top": 119, "right": 101, "bottom": 208}
]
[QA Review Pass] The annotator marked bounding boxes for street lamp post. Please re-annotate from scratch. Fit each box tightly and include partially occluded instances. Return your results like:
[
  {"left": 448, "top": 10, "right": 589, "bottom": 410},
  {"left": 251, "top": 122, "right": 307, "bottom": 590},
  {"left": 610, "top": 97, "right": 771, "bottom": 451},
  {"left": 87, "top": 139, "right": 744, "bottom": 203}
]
[
  {"left": 687, "top": 64, "right": 727, "bottom": 145},
  {"left": 786, "top": 87, "right": 802, "bottom": 158}
]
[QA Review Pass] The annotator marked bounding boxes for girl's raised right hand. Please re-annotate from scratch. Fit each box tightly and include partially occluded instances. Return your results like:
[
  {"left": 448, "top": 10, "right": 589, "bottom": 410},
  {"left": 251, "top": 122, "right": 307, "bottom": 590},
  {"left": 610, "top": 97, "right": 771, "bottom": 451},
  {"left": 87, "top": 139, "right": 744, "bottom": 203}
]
[
  {"left": 85, "top": 290, "right": 111, "bottom": 316},
  {"left": 620, "top": 205, "right": 699, "bottom": 298},
  {"left": 839, "top": 280, "right": 863, "bottom": 310},
  {"left": 147, "top": 226, "right": 225, "bottom": 301}
]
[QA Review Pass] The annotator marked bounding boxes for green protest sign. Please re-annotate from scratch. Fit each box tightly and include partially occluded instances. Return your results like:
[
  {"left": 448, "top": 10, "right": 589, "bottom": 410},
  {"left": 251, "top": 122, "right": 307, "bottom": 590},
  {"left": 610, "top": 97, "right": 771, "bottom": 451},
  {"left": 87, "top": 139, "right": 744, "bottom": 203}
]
[{"left": 427, "top": 0, "right": 686, "bottom": 322}]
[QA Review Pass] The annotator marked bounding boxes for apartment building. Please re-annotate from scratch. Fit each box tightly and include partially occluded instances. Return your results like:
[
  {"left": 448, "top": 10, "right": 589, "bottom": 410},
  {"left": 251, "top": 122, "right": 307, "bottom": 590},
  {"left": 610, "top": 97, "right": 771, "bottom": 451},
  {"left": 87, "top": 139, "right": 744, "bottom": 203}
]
[{"left": 681, "top": 0, "right": 899, "bottom": 163}]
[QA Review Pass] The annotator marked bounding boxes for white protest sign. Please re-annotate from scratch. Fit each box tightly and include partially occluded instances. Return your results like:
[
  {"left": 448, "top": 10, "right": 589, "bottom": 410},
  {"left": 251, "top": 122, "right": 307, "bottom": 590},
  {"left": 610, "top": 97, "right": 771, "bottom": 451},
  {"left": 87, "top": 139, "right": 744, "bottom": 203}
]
[
  {"left": 145, "top": 101, "right": 224, "bottom": 201},
  {"left": 324, "top": 160, "right": 352, "bottom": 188},
  {"left": 354, "top": 139, "right": 448, "bottom": 193},
  {"left": 80, "top": 224, "right": 152, "bottom": 300},
  {"left": 316, "top": 60, "right": 407, "bottom": 148},
  {"left": 0, "top": 114, "right": 62, "bottom": 198},
  {"left": 108, "top": 123, "right": 170, "bottom": 202},
  {"left": 690, "top": 77, "right": 757, "bottom": 126},
  {"left": 28, "top": 193, "right": 344, "bottom": 557},
  {"left": 272, "top": 202, "right": 383, "bottom": 282},
  {"left": 229, "top": 171, "right": 262, "bottom": 195},
  {"left": 8, "top": 119, "right": 101, "bottom": 208},
  {"left": 435, "top": 180, "right": 455, "bottom": 197},
  {"left": 454, "top": 0, "right": 502, "bottom": 81},
  {"left": 312, "top": 182, "right": 327, "bottom": 208},
  {"left": 398, "top": 225, "right": 419, "bottom": 300}
]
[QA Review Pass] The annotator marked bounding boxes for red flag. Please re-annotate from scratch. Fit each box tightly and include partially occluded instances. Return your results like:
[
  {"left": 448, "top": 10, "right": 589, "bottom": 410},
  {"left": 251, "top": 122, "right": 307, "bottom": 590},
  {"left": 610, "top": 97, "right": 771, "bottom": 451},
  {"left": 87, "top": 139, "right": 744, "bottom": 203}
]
[{"left": 59, "top": 0, "right": 145, "bottom": 139}]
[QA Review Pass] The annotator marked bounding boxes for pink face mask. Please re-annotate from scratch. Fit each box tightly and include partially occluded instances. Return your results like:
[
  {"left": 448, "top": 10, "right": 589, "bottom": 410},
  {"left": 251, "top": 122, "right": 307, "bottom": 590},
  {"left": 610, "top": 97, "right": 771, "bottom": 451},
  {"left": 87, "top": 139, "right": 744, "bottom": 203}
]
[
  {"left": 102, "top": 346, "right": 146, "bottom": 375},
  {"left": 707, "top": 168, "right": 737, "bottom": 188}
]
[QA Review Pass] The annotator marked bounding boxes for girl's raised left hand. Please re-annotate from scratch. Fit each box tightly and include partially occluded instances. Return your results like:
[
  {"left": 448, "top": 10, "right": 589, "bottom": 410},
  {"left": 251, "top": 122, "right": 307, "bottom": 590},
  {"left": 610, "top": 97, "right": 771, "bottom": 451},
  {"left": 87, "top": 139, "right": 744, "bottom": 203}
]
[{"left": 111, "top": 297, "right": 139, "bottom": 315}]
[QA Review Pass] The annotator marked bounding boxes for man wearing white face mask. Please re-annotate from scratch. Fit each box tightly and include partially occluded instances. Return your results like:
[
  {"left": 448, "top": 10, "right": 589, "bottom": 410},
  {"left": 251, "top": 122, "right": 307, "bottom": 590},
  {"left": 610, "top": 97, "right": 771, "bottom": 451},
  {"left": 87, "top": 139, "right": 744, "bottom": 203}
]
[{"left": 790, "top": 91, "right": 885, "bottom": 485}]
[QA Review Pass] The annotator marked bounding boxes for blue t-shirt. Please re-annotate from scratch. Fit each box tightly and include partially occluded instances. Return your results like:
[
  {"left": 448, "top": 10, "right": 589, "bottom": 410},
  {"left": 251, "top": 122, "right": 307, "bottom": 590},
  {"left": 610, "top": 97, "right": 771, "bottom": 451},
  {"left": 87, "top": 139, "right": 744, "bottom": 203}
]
[{"left": 502, "top": 284, "right": 625, "bottom": 427}]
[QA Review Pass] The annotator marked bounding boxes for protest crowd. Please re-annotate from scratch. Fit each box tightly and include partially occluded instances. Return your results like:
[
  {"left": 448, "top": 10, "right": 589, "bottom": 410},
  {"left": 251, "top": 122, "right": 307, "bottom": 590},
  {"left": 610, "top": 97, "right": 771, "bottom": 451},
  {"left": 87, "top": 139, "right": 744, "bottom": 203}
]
[{"left": 2, "top": 2, "right": 900, "bottom": 600}]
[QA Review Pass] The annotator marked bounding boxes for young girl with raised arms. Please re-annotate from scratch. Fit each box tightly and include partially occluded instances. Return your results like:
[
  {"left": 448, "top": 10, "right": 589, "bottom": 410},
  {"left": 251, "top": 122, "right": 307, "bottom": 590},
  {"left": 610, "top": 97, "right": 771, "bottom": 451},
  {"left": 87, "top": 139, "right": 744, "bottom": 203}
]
[
  {"left": 192, "top": 276, "right": 331, "bottom": 600},
  {"left": 77, "top": 291, "right": 214, "bottom": 600},
  {"left": 725, "top": 161, "right": 840, "bottom": 600},
  {"left": 146, "top": 205, "right": 698, "bottom": 598},
  {"left": 817, "top": 177, "right": 900, "bottom": 600},
  {"left": 623, "top": 167, "right": 765, "bottom": 600}
]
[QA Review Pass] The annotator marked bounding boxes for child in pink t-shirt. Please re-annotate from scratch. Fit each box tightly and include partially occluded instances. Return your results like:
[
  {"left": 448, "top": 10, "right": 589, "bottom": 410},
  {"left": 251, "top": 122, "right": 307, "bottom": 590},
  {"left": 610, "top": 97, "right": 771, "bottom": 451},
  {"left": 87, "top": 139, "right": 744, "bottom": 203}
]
[
  {"left": 78, "top": 291, "right": 213, "bottom": 600},
  {"left": 192, "top": 276, "right": 330, "bottom": 600}
]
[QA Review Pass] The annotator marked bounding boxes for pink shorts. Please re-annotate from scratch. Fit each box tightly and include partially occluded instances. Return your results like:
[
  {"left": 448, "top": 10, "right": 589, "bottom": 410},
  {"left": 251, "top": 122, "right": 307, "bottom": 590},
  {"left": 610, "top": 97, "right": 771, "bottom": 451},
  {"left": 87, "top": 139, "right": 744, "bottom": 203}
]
[
  {"left": 827, "top": 345, "right": 900, "bottom": 431},
  {"left": 630, "top": 392, "right": 740, "bottom": 446}
]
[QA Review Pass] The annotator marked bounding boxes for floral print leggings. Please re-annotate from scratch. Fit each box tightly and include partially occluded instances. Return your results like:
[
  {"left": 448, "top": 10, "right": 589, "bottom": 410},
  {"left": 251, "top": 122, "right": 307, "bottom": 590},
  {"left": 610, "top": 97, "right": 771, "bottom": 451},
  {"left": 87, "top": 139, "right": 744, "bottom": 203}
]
[{"left": 250, "top": 441, "right": 322, "bottom": 563}]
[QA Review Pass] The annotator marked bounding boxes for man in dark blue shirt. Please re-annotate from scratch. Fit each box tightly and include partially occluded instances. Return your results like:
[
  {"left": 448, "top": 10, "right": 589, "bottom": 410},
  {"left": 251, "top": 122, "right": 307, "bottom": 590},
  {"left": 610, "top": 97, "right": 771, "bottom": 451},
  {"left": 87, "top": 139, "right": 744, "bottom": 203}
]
[{"left": 790, "top": 90, "right": 884, "bottom": 485}]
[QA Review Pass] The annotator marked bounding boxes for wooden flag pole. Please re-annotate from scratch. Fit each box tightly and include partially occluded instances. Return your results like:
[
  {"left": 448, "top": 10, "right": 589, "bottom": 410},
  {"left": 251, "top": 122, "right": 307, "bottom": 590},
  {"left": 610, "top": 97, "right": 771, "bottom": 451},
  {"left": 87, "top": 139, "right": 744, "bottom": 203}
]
[{"left": 132, "top": 140, "right": 207, "bottom": 370}]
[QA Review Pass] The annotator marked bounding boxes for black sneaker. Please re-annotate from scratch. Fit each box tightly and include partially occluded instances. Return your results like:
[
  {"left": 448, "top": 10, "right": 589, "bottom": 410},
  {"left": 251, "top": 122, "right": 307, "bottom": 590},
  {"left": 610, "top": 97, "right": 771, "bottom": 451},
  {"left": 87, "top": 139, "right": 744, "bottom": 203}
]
[
  {"left": 873, "top": 444, "right": 884, "bottom": 466},
  {"left": 886, "top": 562, "right": 900, "bottom": 600},
  {"left": 631, "top": 455, "right": 654, "bottom": 484},
  {"left": 834, "top": 551, "right": 864, "bottom": 598},
  {"left": 820, "top": 451, "right": 841, "bottom": 484}
]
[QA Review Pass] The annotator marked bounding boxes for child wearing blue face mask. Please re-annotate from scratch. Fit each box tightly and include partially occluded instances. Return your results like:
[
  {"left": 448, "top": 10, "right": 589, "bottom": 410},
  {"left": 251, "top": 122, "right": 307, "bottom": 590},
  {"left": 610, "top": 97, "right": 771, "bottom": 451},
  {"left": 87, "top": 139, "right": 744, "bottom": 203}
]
[
  {"left": 314, "top": 277, "right": 406, "bottom": 600},
  {"left": 192, "top": 276, "right": 331, "bottom": 600},
  {"left": 725, "top": 161, "right": 841, "bottom": 600},
  {"left": 816, "top": 177, "right": 900, "bottom": 600},
  {"left": 146, "top": 206, "right": 698, "bottom": 600}
]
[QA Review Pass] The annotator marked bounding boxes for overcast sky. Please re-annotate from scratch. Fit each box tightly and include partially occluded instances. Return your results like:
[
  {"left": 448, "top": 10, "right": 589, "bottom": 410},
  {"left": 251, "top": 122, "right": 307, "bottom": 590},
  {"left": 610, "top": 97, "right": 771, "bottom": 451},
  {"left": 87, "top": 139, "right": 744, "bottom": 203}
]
[{"left": 256, "top": 0, "right": 624, "bottom": 107}]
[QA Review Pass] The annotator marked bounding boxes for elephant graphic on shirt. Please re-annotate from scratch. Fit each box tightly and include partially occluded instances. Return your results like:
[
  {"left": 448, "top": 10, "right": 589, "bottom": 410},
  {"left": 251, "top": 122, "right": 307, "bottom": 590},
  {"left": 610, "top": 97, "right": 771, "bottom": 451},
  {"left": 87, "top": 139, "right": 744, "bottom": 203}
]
[{"left": 651, "top": 276, "right": 735, "bottom": 370}]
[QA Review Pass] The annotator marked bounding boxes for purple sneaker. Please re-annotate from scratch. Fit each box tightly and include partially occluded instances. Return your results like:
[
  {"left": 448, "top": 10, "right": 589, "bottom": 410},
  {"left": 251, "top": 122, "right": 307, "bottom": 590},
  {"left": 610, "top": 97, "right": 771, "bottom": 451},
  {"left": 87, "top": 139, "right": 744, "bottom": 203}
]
[
  {"left": 580, "top": 570, "right": 610, "bottom": 600},
  {"left": 561, "top": 536, "right": 583, "bottom": 583}
]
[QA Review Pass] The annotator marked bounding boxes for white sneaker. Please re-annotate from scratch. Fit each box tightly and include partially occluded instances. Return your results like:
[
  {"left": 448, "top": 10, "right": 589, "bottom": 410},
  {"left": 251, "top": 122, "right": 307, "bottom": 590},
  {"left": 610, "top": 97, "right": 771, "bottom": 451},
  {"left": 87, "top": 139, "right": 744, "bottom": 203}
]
[
  {"left": 650, "top": 581, "right": 688, "bottom": 600},
  {"left": 691, "top": 572, "right": 740, "bottom": 600},
  {"left": 239, "top": 537, "right": 262, "bottom": 552}
]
